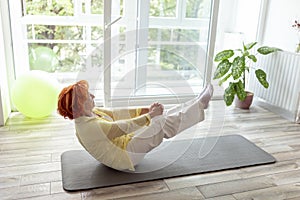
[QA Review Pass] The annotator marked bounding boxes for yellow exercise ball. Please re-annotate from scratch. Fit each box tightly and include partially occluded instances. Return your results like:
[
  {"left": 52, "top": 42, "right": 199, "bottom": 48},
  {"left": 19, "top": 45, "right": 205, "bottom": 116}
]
[{"left": 11, "top": 70, "right": 61, "bottom": 118}]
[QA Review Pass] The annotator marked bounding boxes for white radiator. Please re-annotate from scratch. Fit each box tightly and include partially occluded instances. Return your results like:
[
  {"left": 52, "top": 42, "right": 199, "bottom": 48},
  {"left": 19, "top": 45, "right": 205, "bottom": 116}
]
[{"left": 248, "top": 51, "right": 300, "bottom": 123}]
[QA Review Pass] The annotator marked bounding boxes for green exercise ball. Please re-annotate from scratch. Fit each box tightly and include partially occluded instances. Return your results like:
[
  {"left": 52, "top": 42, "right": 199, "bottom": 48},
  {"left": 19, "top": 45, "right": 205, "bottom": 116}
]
[
  {"left": 11, "top": 70, "right": 61, "bottom": 119},
  {"left": 29, "top": 46, "right": 59, "bottom": 72}
]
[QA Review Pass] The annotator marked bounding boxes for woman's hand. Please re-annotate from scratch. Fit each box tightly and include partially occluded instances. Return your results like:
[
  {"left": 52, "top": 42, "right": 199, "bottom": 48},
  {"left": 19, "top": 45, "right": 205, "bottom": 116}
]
[{"left": 149, "top": 102, "right": 164, "bottom": 118}]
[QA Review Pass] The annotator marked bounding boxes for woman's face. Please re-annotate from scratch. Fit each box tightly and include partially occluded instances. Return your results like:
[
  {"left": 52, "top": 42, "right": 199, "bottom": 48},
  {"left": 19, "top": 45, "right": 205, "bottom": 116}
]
[{"left": 85, "top": 92, "right": 95, "bottom": 112}]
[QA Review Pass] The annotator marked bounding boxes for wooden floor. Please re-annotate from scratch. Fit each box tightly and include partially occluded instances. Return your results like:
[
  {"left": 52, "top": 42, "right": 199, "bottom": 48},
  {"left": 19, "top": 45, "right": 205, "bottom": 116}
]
[{"left": 1, "top": 100, "right": 300, "bottom": 200}]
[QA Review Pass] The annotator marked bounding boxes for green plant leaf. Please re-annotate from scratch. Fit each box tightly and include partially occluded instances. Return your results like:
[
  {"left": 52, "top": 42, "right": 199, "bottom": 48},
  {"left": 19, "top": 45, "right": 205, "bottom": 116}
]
[
  {"left": 247, "top": 55, "right": 257, "bottom": 62},
  {"left": 235, "top": 80, "right": 247, "bottom": 101},
  {"left": 257, "top": 46, "right": 281, "bottom": 55},
  {"left": 255, "top": 69, "right": 269, "bottom": 88},
  {"left": 224, "top": 82, "right": 236, "bottom": 106},
  {"left": 213, "top": 59, "right": 232, "bottom": 79},
  {"left": 218, "top": 73, "right": 232, "bottom": 86},
  {"left": 214, "top": 50, "right": 234, "bottom": 62},
  {"left": 231, "top": 56, "right": 245, "bottom": 80},
  {"left": 243, "top": 51, "right": 250, "bottom": 56},
  {"left": 244, "top": 42, "right": 257, "bottom": 50}
]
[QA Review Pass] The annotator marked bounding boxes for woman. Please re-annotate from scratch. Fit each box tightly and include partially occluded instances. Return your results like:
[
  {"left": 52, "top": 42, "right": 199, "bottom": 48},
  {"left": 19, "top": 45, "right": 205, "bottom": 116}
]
[{"left": 57, "top": 80, "right": 213, "bottom": 171}]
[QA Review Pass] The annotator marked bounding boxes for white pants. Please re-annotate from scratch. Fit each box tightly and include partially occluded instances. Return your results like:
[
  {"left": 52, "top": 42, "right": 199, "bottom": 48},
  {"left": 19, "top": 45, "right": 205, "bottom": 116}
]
[{"left": 126, "top": 97, "right": 205, "bottom": 166}]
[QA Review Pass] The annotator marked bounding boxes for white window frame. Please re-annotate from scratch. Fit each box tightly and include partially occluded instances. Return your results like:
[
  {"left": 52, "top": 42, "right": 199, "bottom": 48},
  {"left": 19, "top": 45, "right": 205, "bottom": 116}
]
[{"left": 0, "top": 0, "right": 16, "bottom": 120}]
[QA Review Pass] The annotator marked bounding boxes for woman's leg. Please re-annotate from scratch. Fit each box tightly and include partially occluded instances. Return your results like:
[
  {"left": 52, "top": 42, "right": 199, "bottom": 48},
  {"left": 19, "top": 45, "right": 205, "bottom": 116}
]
[
  {"left": 126, "top": 115, "right": 166, "bottom": 166},
  {"left": 126, "top": 84, "right": 213, "bottom": 166}
]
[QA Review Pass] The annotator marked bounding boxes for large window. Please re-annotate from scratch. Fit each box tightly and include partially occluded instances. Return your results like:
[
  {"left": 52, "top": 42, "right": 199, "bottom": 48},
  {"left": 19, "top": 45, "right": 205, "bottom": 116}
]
[{"left": 9, "top": 0, "right": 218, "bottom": 106}]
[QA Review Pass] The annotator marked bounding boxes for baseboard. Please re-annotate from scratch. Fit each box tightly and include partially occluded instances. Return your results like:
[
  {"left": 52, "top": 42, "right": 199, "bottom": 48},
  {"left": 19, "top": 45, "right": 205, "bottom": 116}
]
[{"left": 254, "top": 98, "right": 299, "bottom": 124}]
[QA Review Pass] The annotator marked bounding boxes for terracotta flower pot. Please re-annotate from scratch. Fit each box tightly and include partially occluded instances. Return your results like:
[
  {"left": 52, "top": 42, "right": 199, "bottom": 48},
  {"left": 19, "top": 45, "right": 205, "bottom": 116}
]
[{"left": 235, "top": 92, "right": 254, "bottom": 109}]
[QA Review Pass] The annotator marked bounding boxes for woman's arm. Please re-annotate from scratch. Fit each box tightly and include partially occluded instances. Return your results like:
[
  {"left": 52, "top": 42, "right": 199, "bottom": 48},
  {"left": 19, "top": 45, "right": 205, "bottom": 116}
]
[
  {"left": 98, "top": 113, "right": 151, "bottom": 140},
  {"left": 93, "top": 107, "right": 114, "bottom": 119},
  {"left": 140, "top": 108, "right": 150, "bottom": 115},
  {"left": 99, "top": 104, "right": 163, "bottom": 140},
  {"left": 94, "top": 107, "right": 150, "bottom": 120}
]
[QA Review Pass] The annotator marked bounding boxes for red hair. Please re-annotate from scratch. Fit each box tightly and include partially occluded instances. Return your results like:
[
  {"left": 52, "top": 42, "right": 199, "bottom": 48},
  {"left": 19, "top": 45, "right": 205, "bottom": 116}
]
[{"left": 57, "top": 80, "right": 90, "bottom": 119}]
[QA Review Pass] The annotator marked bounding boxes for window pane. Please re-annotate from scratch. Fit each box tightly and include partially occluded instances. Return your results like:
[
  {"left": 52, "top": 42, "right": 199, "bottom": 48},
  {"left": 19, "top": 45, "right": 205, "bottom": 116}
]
[
  {"left": 24, "top": 0, "right": 74, "bottom": 16},
  {"left": 90, "top": 0, "right": 123, "bottom": 15},
  {"left": 28, "top": 43, "right": 86, "bottom": 72},
  {"left": 150, "top": 0, "right": 177, "bottom": 17},
  {"left": 149, "top": 28, "right": 171, "bottom": 41},
  {"left": 134, "top": 28, "right": 208, "bottom": 97},
  {"left": 26, "top": 23, "right": 104, "bottom": 71},
  {"left": 171, "top": 29, "right": 200, "bottom": 42},
  {"left": 91, "top": 26, "right": 104, "bottom": 40},
  {"left": 90, "top": 0, "right": 104, "bottom": 14},
  {"left": 27, "top": 25, "right": 84, "bottom": 40},
  {"left": 186, "top": 0, "right": 211, "bottom": 18},
  {"left": 143, "top": 45, "right": 205, "bottom": 96}
]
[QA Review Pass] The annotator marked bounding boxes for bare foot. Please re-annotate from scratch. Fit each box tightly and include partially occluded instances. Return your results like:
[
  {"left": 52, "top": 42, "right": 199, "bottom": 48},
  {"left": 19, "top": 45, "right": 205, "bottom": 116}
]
[
  {"left": 196, "top": 84, "right": 209, "bottom": 99},
  {"left": 198, "top": 84, "right": 213, "bottom": 109}
]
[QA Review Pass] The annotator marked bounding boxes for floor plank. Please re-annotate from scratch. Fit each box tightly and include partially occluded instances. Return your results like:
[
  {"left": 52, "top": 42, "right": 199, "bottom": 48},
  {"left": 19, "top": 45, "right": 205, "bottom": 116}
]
[
  {"left": 0, "top": 183, "right": 50, "bottom": 200},
  {"left": 239, "top": 160, "right": 299, "bottom": 179},
  {"left": 0, "top": 154, "right": 52, "bottom": 168},
  {"left": 165, "top": 169, "right": 242, "bottom": 190},
  {"left": 233, "top": 184, "right": 300, "bottom": 200},
  {"left": 206, "top": 195, "right": 237, "bottom": 200},
  {"left": 114, "top": 187, "right": 205, "bottom": 200},
  {"left": 0, "top": 176, "right": 21, "bottom": 189},
  {"left": 197, "top": 176, "right": 275, "bottom": 198},
  {"left": 81, "top": 180, "right": 169, "bottom": 200},
  {"left": 20, "top": 171, "right": 61, "bottom": 186},
  {"left": 23, "top": 192, "right": 81, "bottom": 200},
  {"left": 0, "top": 162, "right": 61, "bottom": 178}
]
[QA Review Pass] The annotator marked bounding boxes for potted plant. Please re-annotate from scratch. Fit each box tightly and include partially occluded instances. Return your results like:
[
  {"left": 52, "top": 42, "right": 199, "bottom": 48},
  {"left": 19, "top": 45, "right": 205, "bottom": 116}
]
[{"left": 213, "top": 42, "right": 281, "bottom": 109}]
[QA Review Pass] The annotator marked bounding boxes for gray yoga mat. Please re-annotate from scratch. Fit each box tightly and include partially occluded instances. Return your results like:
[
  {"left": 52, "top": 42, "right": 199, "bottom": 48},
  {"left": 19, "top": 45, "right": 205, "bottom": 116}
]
[{"left": 61, "top": 135, "right": 276, "bottom": 191}]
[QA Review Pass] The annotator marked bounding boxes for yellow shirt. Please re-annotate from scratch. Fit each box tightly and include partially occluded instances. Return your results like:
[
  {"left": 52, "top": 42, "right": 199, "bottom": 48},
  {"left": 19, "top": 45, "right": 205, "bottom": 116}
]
[{"left": 75, "top": 107, "right": 151, "bottom": 171}]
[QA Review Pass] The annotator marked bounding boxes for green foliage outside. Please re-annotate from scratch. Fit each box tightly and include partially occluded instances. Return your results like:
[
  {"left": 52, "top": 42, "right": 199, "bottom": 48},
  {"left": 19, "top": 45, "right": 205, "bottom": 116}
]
[{"left": 25, "top": 0, "right": 211, "bottom": 73}]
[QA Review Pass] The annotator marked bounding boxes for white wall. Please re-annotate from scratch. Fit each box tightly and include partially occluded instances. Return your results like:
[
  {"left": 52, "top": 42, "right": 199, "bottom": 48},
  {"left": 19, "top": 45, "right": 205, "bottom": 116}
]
[
  {"left": 215, "top": 0, "right": 242, "bottom": 52},
  {"left": 262, "top": 0, "right": 300, "bottom": 52},
  {"left": 215, "top": 0, "right": 262, "bottom": 52},
  {"left": 216, "top": 0, "right": 300, "bottom": 52}
]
